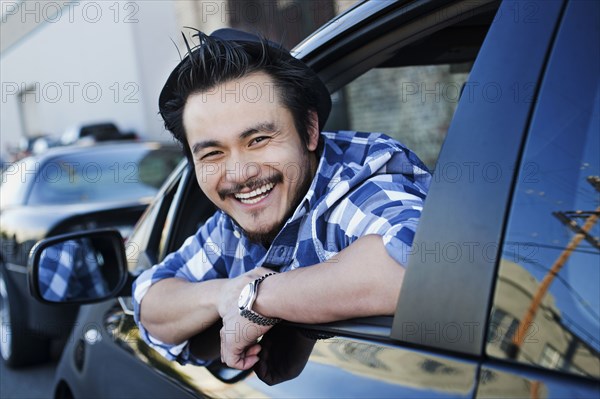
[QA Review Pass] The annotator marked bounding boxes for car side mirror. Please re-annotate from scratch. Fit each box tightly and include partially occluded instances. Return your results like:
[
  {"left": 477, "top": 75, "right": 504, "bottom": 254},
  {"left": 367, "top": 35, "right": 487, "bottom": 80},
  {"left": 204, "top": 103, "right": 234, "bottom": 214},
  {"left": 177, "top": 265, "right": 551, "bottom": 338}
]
[{"left": 28, "top": 229, "right": 129, "bottom": 304}]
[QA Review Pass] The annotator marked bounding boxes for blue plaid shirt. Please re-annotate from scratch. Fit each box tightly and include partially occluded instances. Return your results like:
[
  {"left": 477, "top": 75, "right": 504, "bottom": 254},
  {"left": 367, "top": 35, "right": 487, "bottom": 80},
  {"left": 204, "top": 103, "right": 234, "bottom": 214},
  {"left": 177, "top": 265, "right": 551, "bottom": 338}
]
[{"left": 133, "top": 131, "right": 431, "bottom": 364}]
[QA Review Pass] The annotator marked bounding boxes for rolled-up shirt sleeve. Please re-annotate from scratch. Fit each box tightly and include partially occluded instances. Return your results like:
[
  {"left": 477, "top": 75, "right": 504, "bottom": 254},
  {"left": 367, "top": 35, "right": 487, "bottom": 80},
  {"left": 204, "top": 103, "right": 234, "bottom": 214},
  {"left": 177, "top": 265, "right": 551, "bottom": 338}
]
[
  {"left": 328, "top": 151, "right": 430, "bottom": 267},
  {"left": 132, "top": 211, "right": 229, "bottom": 365},
  {"left": 363, "top": 179, "right": 427, "bottom": 267}
]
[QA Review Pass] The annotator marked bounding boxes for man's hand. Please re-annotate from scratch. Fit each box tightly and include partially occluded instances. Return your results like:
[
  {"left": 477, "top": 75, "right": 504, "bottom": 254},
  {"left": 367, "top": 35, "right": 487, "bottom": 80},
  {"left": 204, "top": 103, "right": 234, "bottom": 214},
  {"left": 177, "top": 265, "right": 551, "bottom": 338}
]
[
  {"left": 217, "top": 266, "right": 276, "bottom": 369},
  {"left": 220, "top": 305, "right": 273, "bottom": 369}
]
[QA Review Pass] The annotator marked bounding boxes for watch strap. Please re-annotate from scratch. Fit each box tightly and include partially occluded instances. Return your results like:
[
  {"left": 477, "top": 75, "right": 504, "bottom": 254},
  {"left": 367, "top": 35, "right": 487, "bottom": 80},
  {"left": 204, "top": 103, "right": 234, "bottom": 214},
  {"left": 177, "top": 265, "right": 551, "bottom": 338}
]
[
  {"left": 239, "top": 273, "right": 281, "bottom": 326},
  {"left": 240, "top": 308, "right": 281, "bottom": 326}
]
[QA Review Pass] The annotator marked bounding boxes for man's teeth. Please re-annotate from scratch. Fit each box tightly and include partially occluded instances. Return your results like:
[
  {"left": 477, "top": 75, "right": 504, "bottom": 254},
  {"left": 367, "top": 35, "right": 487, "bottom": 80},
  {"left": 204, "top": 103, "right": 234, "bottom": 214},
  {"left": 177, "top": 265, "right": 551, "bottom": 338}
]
[{"left": 234, "top": 183, "right": 274, "bottom": 204}]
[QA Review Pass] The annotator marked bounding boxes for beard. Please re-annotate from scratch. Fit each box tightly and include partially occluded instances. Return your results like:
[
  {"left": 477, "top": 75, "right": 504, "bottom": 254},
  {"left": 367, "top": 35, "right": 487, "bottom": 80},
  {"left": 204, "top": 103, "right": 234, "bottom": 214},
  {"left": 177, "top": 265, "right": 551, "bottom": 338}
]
[
  {"left": 242, "top": 174, "right": 312, "bottom": 247},
  {"left": 237, "top": 153, "right": 316, "bottom": 248}
]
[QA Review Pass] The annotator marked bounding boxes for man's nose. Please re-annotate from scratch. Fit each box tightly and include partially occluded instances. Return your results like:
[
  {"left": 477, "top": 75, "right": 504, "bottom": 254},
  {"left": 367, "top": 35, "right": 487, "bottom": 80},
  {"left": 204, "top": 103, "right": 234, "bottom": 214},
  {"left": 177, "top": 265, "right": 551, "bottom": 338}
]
[{"left": 223, "top": 153, "right": 261, "bottom": 183}]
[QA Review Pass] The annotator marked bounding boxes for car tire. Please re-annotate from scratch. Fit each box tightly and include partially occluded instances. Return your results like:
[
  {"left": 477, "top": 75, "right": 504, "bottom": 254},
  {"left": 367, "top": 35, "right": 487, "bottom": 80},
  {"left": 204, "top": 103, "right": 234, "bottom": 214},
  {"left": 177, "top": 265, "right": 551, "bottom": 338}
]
[{"left": 0, "top": 265, "right": 50, "bottom": 368}]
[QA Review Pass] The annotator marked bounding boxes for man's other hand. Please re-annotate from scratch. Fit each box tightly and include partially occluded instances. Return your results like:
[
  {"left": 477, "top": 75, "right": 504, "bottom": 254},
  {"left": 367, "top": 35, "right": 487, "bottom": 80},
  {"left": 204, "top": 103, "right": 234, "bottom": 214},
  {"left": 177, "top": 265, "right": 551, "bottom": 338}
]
[{"left": 220, "top": 306, "right": 273, "bottom": 369}]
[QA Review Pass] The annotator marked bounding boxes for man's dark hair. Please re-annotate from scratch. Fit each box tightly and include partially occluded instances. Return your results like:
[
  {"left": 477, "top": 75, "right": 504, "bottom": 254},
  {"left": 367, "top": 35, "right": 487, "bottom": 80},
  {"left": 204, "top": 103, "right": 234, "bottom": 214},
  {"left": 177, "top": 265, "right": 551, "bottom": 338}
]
[{"left": 159, "top": 30, "right": 331, "bottom": 161}]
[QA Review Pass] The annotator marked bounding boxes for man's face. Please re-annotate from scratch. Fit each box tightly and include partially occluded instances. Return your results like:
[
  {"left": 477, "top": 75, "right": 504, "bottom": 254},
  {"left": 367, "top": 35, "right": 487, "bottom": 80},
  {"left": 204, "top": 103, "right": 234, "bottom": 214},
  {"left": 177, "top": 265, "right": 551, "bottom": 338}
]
[{"left": 183, "top": 72, "right": 319, "bottom": 244}]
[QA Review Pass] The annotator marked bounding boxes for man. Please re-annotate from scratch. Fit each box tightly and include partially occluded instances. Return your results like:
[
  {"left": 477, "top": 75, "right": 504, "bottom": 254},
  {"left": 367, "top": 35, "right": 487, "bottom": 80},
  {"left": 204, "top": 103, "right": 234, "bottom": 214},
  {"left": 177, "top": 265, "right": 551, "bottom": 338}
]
[{"left": 133, "top": 28, "right": 430, "bottom": 371}]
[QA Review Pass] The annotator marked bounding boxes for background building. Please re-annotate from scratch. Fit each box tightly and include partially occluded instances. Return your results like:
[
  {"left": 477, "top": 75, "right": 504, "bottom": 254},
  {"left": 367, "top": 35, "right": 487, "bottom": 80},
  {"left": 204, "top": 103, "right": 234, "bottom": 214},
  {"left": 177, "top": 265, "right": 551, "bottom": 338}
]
[
  {"left": 0, "top": 0, "right": 356, "bottom": 159},
  {"left": 1, "top": 1, "right": 183, "bottom": 157},
  {"left": 2, "top": 0, "right": 457, "bottom": 171}
]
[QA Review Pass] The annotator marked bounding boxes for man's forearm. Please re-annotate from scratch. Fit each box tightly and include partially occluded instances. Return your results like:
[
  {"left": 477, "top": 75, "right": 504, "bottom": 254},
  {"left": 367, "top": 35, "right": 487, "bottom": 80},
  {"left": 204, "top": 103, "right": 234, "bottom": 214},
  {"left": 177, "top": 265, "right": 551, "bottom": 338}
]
[
  {"left": 254, "top": 234, "right": 404, "bottom": 324},
  {"left": 139, "top": 278, "right": 224, "bottom": 344},
  {"left": 139, "top": 266, "right": 276, "bottom": 345}
]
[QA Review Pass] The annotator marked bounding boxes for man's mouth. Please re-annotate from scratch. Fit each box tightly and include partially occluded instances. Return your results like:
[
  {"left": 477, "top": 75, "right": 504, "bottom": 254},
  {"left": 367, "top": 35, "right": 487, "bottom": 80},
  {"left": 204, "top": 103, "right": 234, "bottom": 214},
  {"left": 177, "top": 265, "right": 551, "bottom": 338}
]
[{"left": 233, "top": 182, "right": 275, "bottom": 205}]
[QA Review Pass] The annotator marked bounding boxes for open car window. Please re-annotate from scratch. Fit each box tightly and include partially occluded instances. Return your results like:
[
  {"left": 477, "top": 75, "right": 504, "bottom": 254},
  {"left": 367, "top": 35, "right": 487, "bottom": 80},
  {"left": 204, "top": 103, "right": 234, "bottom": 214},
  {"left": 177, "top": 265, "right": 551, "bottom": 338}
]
[
  {"left": 329, "top": 62, "right": 471, "bottom": 171},
  {"left": 291, "top": 2, "right": 499, "bottom": 338}
]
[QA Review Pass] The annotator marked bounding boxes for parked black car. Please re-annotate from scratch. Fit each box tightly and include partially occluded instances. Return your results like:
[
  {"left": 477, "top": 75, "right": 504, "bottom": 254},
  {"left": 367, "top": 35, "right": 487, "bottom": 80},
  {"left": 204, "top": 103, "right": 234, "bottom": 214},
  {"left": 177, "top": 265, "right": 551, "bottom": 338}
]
[
  {"left": 27, "top": 0, "right": 599, "bottom": 397},
  {"left": 0, "top": 141, "right": 182, "bottom": 367}
]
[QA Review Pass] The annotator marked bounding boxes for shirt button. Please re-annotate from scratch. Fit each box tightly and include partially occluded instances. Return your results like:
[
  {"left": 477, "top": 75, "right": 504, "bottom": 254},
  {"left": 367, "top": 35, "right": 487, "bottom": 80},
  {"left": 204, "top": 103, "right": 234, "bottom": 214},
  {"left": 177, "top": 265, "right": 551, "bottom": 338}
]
[
  {"left": 278, "top": 247, "right": 285, "bottom": 256},
  {"left": 233, "top": 230, "right": 241, "bottom": 239}
]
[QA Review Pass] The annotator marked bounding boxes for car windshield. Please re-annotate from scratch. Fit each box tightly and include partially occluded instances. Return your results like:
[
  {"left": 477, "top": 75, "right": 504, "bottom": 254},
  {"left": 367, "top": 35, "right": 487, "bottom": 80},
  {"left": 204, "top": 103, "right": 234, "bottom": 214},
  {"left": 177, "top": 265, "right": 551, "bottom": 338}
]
[{"left": 26, "top": 144, "right": 182, "bottom": 205}]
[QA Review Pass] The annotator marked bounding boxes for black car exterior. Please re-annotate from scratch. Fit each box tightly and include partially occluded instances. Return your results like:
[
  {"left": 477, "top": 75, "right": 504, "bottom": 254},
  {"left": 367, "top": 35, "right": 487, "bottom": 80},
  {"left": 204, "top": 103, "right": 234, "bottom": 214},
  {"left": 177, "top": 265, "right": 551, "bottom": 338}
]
[
  {"left": 0, "top": 141, "right": 181, "bottom": 367},
  {"left": 28, "top": 0, "right": 600, "bottom": 397}
]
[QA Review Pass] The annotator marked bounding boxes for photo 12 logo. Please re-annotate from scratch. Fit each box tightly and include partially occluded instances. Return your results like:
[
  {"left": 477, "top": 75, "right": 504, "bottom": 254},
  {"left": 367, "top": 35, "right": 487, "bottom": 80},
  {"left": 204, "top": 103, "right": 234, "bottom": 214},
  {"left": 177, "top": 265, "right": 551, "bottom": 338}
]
[
  {"left": 2, "top": 81, "right": 139, "bottom": 104},
  {"left": 1, "top": 1, "right": 139, "bottom": 24},
  {"left": 1, "top": 161, "right": 141, "bottom": 185}
]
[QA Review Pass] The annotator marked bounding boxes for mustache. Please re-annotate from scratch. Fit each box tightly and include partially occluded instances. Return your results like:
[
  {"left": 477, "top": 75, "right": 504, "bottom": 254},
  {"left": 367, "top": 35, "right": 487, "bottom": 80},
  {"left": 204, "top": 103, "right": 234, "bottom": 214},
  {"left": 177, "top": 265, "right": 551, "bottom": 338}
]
[{"left": 218, "top": 174, "right": 283, "bottom": 201}]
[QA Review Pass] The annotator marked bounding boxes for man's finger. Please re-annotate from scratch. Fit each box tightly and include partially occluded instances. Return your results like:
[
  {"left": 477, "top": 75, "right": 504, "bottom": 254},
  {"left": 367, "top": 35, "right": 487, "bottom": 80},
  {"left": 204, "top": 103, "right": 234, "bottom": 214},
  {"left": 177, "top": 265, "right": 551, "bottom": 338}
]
[
  {"left": 246, "top": 343, "right": 262, "bottom": 357},
  {"left": 237, "top": 353, "right": 260, "bottom": 370},
  {"left": 224, "top": 344, "right": 261, "bottom": 370}
]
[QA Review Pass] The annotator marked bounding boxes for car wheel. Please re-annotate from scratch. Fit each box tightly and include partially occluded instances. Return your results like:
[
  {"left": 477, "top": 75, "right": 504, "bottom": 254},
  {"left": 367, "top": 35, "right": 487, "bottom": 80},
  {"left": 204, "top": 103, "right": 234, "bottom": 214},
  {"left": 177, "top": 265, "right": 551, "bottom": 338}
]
[{"left": 0, "top": 266, "right": 50, "bottom": 367}]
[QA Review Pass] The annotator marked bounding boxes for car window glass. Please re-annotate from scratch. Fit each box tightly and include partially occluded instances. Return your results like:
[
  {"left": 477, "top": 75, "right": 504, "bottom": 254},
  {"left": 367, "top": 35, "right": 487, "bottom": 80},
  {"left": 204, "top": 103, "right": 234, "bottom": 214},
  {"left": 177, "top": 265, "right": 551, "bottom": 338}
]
[
  {"left": 487, "top": 2, "right": 599, "bottom": 378},
  {"left": 327, "top": 63, "right": 471, "bottom": 170}
]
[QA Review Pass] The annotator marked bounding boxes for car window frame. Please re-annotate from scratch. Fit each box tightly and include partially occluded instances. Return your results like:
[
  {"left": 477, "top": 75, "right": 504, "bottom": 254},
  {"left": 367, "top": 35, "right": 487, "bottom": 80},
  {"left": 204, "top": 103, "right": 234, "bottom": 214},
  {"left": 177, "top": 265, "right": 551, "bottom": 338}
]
[{"left": 295, "top": 0, "right": 500, "bottom": 93}]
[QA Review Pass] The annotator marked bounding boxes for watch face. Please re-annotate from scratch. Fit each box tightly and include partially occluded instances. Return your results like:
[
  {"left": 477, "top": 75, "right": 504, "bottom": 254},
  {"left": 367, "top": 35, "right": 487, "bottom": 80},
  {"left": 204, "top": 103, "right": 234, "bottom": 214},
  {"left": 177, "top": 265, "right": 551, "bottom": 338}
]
[{"left": 238, "top": 283, "right": 252, "bottom": 309}]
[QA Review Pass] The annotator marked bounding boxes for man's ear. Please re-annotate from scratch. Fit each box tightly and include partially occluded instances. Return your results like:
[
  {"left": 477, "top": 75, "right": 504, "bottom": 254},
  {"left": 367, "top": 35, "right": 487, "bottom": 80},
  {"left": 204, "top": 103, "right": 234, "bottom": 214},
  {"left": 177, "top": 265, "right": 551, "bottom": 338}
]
[{"left": 306, "top": 110, "right": 320, "bottom": 152}]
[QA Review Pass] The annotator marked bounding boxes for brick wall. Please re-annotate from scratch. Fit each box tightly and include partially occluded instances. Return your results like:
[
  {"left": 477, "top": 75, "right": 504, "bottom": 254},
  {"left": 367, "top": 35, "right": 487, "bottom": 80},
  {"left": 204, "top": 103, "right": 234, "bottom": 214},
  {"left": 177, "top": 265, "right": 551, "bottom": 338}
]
[{"left": 344, "top": 65, "right": 469, "bottom": 169}]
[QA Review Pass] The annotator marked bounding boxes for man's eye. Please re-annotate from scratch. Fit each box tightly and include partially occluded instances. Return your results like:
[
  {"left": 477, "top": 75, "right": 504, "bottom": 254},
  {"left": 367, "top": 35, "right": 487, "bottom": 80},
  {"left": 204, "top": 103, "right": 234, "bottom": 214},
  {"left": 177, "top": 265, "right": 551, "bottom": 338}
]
[
  {"left": 250, "top": 136, "right": 270, "bottom": 146},
  {"left": 200, "top": 151, "right": 221, "bottom": 160}
]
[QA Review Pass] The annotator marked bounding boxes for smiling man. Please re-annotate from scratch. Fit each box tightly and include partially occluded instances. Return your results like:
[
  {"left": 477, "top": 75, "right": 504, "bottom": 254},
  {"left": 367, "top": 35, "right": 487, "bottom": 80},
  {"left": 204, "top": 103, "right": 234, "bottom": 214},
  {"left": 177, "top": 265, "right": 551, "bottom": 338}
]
[
  {"left": 133, "top": 29, "right": 431, "bottom": 371},
  {"left": 185, "top": 72, "right": 318, "bottom": 245}
]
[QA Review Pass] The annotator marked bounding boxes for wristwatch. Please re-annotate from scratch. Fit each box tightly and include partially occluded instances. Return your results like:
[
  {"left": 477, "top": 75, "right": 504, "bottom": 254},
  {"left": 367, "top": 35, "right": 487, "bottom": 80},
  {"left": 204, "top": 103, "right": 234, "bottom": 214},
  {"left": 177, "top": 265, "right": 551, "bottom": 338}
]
[{"left": 238, "top": 273, "right": 281, "bottom": 326}]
